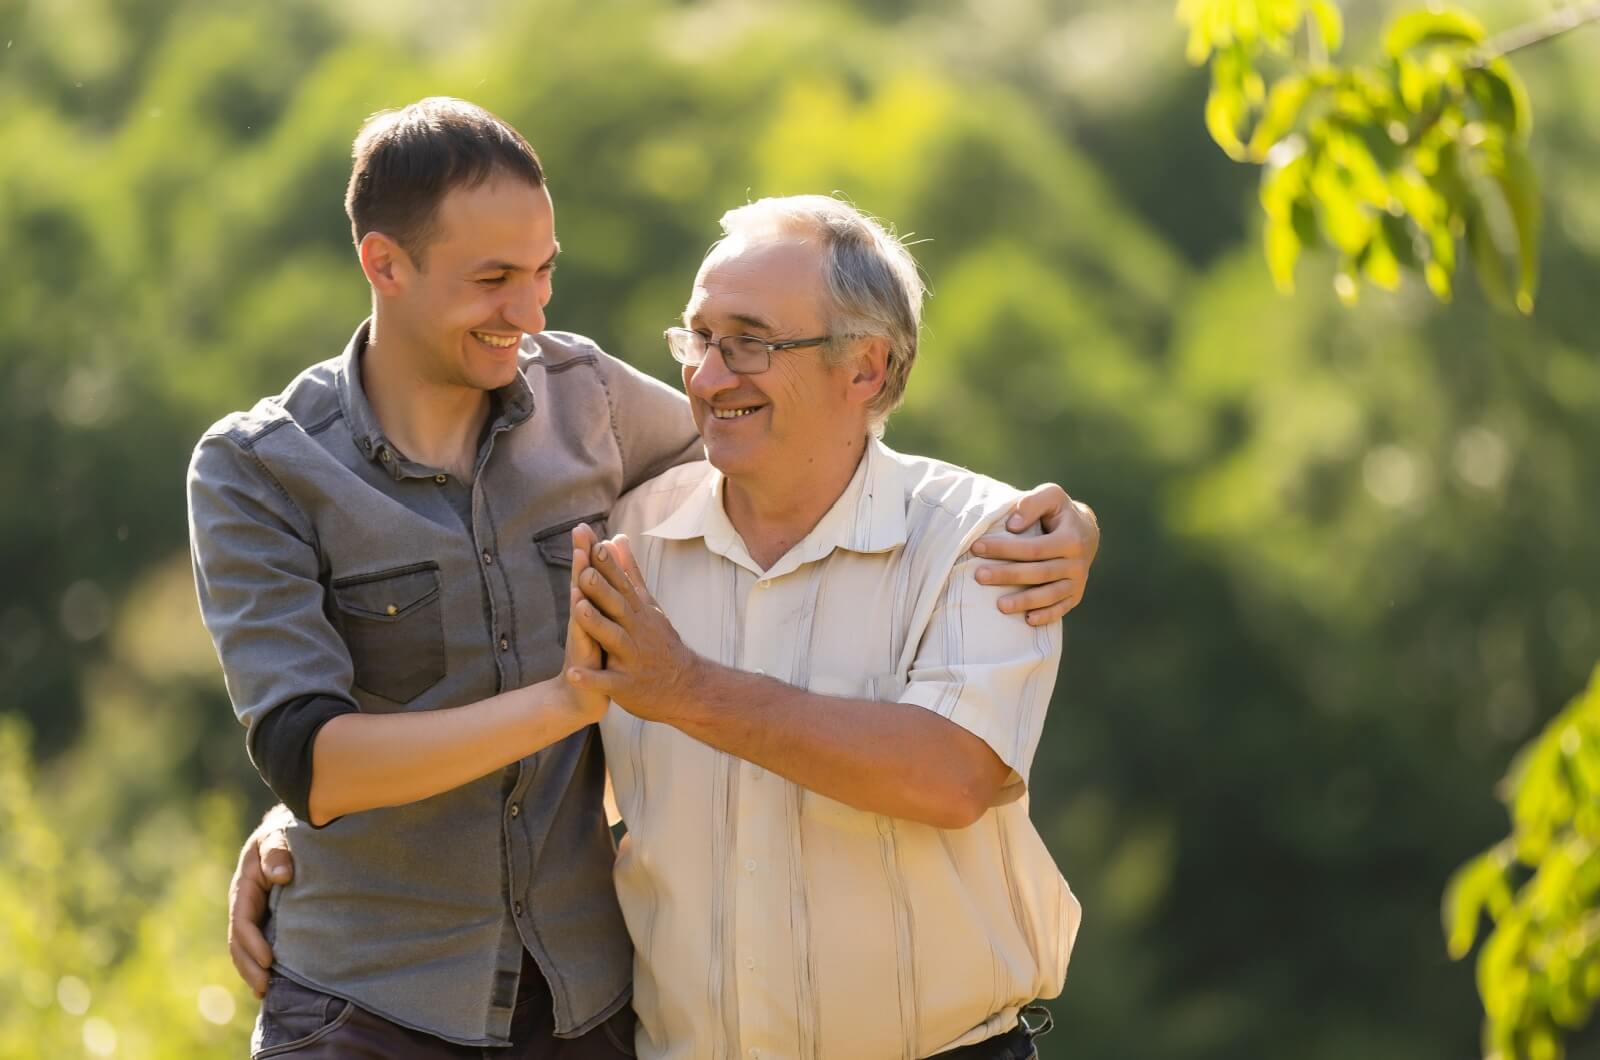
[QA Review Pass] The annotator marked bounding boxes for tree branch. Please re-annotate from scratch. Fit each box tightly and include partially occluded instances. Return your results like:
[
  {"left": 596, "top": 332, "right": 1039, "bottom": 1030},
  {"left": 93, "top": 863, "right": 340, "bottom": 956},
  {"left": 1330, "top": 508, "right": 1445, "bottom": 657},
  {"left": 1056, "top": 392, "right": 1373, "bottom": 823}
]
[{"left": 1473, "top": 0, "right": 1600, "bottom": 66}]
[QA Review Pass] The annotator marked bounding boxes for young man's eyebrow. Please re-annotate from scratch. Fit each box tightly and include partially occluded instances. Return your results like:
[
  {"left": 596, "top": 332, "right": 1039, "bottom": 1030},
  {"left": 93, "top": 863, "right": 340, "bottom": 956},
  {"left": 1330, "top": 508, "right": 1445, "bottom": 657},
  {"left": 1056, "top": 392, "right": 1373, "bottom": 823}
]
[{"left": 470, "top": 244, "right": 561, "bottom": 273}]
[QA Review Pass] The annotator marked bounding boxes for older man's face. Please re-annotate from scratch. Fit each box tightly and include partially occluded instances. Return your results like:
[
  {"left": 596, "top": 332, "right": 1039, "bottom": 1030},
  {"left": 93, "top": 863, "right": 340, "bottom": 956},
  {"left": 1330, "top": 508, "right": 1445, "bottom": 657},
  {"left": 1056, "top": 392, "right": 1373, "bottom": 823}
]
[{"left": 681, "top": 236, "right": 860, "bottom": 480}]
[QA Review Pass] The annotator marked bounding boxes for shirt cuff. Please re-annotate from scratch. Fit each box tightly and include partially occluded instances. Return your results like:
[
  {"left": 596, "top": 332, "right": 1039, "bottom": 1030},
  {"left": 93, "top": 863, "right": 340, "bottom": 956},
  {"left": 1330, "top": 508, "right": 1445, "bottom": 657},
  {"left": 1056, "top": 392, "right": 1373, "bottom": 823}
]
[{"left": 247, "top": 694, "right": 359, "bottom": 826}]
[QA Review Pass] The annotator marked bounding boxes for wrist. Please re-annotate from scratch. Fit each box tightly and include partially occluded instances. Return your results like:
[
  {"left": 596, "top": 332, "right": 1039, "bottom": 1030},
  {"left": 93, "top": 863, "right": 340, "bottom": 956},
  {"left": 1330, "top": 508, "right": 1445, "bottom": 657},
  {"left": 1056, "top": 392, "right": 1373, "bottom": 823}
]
[
  {"left": 535, "top": 673, "right": 593, "bottom": 723},
  {"left": 663, "top": 653, "right": 711, "bottom": 727}
]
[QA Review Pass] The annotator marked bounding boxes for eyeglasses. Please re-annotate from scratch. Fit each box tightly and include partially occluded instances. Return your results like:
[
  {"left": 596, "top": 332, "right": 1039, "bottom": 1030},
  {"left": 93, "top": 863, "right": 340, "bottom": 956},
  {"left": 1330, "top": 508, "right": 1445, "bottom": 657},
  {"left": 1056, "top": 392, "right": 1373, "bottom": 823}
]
[{"left": 664, "top": 326, "right": 833, "bottom": 375}]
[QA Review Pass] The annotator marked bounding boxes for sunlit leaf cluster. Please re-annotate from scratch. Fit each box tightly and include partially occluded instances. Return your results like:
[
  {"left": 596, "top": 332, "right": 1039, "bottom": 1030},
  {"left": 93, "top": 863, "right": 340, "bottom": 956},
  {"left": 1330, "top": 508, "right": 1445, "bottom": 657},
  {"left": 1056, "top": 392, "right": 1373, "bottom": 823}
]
[
  {"left": 1445, "top": 667, "right": 1600, "bottom": 1060},
  {"left": 1179, "top": 1, "right": 1540, "bottom": 311}
]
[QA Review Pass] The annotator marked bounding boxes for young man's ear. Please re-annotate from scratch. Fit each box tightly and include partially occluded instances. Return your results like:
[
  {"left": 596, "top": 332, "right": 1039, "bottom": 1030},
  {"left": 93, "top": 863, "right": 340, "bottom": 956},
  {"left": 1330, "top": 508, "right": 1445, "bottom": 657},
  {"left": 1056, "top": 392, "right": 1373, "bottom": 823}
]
[{"left": 358, "top": 231, "right": 414, "bottom": 295}]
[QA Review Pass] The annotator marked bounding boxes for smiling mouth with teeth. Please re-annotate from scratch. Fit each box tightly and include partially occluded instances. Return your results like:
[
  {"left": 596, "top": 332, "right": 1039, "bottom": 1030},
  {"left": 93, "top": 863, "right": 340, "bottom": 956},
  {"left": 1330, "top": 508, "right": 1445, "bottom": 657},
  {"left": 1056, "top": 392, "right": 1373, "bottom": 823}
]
[
  {"left": 471, "top": 331, "right": 520, "bottom": 348},
  {"left": 710, "top": 406, "right": 763, "bottom": 419}
]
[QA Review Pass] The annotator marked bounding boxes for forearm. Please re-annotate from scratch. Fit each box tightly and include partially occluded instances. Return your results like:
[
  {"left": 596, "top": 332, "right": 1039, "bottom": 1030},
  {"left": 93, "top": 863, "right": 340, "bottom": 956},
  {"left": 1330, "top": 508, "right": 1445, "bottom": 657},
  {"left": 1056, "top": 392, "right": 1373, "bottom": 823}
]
[
  {"left": 307, "top": 677, "right": 589, "bottom": 825},
  {"left": 663, "top": 662, "right": 1007, "bottom": 829}
]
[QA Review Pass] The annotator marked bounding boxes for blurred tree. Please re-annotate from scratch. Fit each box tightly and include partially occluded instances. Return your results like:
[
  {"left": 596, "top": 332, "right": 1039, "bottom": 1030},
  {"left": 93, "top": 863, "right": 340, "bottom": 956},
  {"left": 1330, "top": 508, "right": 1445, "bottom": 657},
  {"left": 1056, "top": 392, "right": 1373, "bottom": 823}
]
[
  {"left": 1, "top": 1, "right": 1597, "bottom": 1057},
  {"left": 1180, "top": 0, "right": 1598, "bottom": 313},
  {"left": 1180, "top": 1, "right": 1600, "bottom": 1056}
]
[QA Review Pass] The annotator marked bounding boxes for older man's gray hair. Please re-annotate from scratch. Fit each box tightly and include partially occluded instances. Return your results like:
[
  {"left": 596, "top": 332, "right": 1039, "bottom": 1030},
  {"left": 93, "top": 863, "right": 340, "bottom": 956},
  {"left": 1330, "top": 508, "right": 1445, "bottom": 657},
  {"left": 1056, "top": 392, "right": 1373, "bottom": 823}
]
[{"left": 718, "top": 195, "right": 925, "bottom": 435}]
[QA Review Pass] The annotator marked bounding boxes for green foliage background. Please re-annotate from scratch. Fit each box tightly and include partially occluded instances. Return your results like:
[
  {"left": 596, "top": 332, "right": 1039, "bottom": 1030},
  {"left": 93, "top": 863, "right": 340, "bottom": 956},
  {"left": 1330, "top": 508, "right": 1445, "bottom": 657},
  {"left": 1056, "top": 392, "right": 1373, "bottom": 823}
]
[{"left": 0, "top": 0, "right": 1596, "bottom": 1056}]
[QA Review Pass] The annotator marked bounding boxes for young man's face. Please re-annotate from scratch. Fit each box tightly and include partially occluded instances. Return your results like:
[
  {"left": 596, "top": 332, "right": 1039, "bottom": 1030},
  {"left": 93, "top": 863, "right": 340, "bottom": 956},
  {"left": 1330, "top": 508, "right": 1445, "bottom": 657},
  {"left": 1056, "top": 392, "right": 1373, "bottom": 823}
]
[
  {"left": 390, "top": 174, "right": 558, "bottom": 392},
  {"left": 681, "top": 236, "right": 863, "bottom": 481}
]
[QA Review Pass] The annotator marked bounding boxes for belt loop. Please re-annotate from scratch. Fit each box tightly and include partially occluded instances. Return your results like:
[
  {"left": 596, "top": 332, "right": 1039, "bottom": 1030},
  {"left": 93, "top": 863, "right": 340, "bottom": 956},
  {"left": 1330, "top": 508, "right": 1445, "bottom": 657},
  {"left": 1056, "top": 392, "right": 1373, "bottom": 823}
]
[{"left": 1019, "top": 1003, "right": 1054, "bottom": 1040}]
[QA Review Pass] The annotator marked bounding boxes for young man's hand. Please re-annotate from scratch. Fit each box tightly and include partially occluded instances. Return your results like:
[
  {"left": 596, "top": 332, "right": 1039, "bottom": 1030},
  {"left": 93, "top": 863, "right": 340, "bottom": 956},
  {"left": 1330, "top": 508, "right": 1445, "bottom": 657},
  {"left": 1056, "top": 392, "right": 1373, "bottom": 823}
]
[
  {"left": 971, "top": 483, "right": 1099, "bottom": 625},
  {"left": 567, "top": 534, "right": 702, "bottom": 724},
  {"left": 560, "top": 524, "right": 617, "bottom": 724},
  {"left": 229, "top": 809, "right": 294, "bottom": 998}
]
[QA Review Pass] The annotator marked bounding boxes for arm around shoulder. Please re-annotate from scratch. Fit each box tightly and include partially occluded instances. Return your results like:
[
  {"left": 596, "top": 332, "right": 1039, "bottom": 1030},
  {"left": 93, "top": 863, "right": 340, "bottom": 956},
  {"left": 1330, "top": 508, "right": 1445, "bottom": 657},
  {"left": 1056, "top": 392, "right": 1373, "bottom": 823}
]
[{"left": 589, "top": 348, "right": 701, "bottom": 490}]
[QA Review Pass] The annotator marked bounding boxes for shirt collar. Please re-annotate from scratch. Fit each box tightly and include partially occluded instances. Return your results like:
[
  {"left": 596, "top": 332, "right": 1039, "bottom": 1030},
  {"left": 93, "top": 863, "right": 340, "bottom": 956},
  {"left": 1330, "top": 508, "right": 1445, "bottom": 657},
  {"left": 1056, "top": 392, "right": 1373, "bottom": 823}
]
[
  {"left": 645, "top": 435, "right": 908, "bottom": 579},
  {"left": 335, "top": 319, "right": 537, "bottom": 480}
]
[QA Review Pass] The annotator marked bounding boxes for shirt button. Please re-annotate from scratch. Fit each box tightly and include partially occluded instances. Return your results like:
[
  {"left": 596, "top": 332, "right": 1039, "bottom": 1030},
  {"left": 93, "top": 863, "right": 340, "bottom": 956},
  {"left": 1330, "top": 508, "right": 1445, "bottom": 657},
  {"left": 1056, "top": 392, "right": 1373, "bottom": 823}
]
[
  {"left": 499, "top": 636, "right": 510, "bottom": 652},
  {"left": 508, "top": 803, "right": 520, "bottom": 818},
  {"left": 744, "top": 957, "right": 756, "bottom": 971},
  {"left": 385, "top": 604, "right": 398, "bottom": 616},
  {"left": 513, "top": 902, "right": 524, "bottom": 917},
  {"left": 434, "top": 474, "right": 447, "bottom": 484},
  {"left": 482, "top": 550, "right": 494, "bottom": 566},
  {"left": 379, "top": 450, "right": 391, "bottom": 463},
  {"left": 744, "top": 859, "right": 757, "bottom": 873},
  {"left": 757, "top": 580, "right": 769, "bottom": 590}
]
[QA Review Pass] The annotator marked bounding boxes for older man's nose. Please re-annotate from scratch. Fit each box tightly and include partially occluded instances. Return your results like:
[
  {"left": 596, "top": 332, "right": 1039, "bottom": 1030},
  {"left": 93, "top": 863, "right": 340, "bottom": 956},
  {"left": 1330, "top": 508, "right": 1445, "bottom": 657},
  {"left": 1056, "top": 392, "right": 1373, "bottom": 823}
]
[{"left": 687, "top": 342, "right": 740, "bottom": 397}]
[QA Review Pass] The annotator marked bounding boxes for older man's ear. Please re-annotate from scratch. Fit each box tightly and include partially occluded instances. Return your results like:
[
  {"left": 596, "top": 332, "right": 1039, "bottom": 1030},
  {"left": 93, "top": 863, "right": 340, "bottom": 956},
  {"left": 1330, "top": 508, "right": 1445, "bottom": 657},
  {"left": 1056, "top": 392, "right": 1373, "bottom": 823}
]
[{"left": 847, "top": 336, "right": 891, "bottom": 408}]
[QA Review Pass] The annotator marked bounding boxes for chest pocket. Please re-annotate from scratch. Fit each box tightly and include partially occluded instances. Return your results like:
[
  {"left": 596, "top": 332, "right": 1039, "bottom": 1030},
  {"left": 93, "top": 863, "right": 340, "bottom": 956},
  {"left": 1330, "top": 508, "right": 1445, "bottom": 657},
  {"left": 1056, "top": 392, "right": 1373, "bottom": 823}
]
[
  {"left": 534, "top": 514, "right": 609, "bottom": 646},
  {"left": 330, "top": 562, "right": 446, "bottom": 704}
]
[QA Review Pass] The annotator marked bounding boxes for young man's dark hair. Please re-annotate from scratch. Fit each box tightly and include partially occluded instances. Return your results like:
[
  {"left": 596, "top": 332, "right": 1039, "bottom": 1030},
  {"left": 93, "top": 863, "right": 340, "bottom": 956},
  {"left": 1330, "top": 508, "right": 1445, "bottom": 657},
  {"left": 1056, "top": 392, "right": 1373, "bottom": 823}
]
[{"left": 344, "top": 96, "right": 545, "bottom": 265}]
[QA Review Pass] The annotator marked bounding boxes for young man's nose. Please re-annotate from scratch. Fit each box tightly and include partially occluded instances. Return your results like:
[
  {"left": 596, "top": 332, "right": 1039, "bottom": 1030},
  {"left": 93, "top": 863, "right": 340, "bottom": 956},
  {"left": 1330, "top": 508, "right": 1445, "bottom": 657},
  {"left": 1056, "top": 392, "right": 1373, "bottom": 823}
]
[{"left": 504, "top": 295, "right": 545, "bottom": 337}]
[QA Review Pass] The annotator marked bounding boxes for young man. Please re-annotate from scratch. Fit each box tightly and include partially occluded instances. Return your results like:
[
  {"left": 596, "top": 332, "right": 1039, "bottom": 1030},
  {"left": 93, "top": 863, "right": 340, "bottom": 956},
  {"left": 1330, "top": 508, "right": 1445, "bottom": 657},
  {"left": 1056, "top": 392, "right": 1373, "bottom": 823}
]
[{"left": 194, "top": 99, "right": 1096, "bottom": 1057}]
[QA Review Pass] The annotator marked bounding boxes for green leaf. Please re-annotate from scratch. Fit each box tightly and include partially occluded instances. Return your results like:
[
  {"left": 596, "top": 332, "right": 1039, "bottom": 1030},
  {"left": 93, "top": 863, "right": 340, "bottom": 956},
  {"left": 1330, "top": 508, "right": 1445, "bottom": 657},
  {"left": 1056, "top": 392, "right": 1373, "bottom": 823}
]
[
  {"left": 1177, "top": 0, "right": 1218, "bottom": 63},
  {"left": 1204, "top": 46, "right": 1256, "bottom": 160},
  {"left": 1361, "top": 218, "right": 1401, "bottom": 290},
  {"left": 1248, "top": 75, "right": 1312, "bottom": 160},
  {"left": 1382, "top": 7, "right": 1488, "bottom": 58},
  {"left": 1264, "top": 213, "right": 1301, "bottom": 292},
  {"left": 1469, "top": 60, "right": 1534, "bottom": 143},
  {"left": 1324, "top": 123, "right": 1391, "bottom": 208},
  {"left": 1397, "top": 56, "right": 1431, "bottom": 114},
  {"left": 1311, "top": 148, "right": 1374, "bottom": 256},
  {"left": 1308, "top": 0, "right": 1344, "bottom": 57},
  {"left": 1259, "top": 138, "right": 1309, "bottom": 217},
  {"left": 1444, "top": 851, "right": 1508, "bottom": 959},
  {"left": 1494, "top": 142, "right": 1541, "bottom": 314},
  {"left": 1464, "top": 189, "right": 1514, "bottom": 312},
  {"left": 1206, "top": 88, "right": 1249, "bottom": 161}
]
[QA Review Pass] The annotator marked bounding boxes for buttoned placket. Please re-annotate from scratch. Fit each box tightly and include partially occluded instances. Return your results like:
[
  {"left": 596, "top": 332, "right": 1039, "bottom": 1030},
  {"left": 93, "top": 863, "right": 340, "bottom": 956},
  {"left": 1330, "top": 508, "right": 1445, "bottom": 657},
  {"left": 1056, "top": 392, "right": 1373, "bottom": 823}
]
[
  {"left": 368, "top": 398, "right": 542, "bottom": 1031},
  {"left": 730, "top": 562, "right": 810, "bottom": 1060},
  {"left": 469, "top": 417, "right": 522, "bottom": 695}
]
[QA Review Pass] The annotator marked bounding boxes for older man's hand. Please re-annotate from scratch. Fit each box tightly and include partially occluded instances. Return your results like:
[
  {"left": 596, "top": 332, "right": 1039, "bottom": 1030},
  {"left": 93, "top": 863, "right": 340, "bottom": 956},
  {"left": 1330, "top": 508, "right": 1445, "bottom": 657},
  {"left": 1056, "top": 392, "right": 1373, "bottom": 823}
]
[
  {"left": 567, "top": 534, "right": 702, "bottom": 724},
  {"left": 229, "top": 808, "right": 294, "bottom": 998},
  {"left": 971, "top": 483, "right": 1099, "bottom": 625}
]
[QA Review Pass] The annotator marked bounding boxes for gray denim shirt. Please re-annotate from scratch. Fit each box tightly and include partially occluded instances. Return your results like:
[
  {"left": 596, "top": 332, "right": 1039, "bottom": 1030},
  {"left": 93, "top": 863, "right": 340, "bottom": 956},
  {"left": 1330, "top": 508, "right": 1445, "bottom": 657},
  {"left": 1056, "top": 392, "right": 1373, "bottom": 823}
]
[{"left": 187, "top": 321, "right": 699, "bottom": 1046}]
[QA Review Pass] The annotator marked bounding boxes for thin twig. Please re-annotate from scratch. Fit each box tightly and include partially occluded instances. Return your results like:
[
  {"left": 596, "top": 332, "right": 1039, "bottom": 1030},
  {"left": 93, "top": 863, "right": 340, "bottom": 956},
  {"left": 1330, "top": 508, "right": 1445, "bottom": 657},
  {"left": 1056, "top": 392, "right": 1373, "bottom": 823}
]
[{"left": 1471, "top": 0, "right": 1600, "bottom": 66}]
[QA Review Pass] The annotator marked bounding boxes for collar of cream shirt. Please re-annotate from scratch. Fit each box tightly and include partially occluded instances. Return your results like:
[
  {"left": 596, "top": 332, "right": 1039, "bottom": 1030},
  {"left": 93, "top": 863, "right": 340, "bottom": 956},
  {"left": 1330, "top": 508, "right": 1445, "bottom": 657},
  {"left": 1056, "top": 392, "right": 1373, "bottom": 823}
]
[{"left": 644, "top": 434, "right": 910, "bottom": 579}]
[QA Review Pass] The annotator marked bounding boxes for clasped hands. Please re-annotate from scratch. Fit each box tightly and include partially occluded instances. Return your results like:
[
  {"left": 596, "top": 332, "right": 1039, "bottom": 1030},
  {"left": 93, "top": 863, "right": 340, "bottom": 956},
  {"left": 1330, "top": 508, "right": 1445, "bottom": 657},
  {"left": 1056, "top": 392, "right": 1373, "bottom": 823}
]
[{"left": 560, "top": 523, "right": 702, "bottom": 726}]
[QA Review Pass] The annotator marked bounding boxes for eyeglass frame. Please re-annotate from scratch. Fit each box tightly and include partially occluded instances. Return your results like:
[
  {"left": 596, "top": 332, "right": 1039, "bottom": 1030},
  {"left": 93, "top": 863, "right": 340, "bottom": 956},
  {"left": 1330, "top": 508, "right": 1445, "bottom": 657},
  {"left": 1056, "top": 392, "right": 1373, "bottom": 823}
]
[{"left": 664, "top": 326, "right": 837, "bottom": 376}]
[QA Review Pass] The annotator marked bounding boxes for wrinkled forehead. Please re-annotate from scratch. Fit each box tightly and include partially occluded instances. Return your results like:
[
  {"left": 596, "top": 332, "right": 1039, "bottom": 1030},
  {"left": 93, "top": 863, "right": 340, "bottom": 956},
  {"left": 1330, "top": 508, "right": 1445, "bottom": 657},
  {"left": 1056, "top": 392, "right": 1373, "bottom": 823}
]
[{"left": 685, "top": 235, "right": 828, "bottom": 329}]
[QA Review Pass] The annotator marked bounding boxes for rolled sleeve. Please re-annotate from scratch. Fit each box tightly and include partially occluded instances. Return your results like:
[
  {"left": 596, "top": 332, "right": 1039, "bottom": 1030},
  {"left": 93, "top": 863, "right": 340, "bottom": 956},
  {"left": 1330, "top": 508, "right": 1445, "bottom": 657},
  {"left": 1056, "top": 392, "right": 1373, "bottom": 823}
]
[
  {"left": 897, "top": 528, "right": 1063, "bottom": 794},
  {"left": 187, "top": 432, "right": 358, "bottom": 750},
  {"left": 589, "top": 353, "right": 701, "bottom": 491}
]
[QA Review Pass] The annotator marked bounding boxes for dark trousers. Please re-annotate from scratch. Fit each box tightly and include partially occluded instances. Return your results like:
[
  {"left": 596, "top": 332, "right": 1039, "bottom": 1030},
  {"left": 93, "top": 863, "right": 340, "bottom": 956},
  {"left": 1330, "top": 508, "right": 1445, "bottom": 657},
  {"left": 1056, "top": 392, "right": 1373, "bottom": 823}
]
[{"left": 251, "top": 950, "right": 635, "bottom": 1059}]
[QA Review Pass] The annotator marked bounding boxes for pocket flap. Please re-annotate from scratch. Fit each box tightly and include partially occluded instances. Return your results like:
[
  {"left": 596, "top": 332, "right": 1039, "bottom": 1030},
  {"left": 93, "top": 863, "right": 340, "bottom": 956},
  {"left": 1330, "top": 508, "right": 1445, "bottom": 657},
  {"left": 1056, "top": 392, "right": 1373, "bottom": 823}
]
[
  {"left": 534, "top": 513, "right": 610, "bottom": 568},
  {"left": 331, "top": 563, "right": 440, "bottom": 620}
]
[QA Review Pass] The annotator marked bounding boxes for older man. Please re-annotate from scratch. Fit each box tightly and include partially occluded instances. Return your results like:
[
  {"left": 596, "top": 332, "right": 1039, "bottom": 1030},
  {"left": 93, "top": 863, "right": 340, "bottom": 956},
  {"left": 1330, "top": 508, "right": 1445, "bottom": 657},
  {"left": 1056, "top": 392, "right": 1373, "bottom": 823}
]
[
  {"left": 564, "top": 196, "right": 1080, "bottom": 1059},
  {"left": 207, "top": 100, "right": 1094, "bottom": 1058}
]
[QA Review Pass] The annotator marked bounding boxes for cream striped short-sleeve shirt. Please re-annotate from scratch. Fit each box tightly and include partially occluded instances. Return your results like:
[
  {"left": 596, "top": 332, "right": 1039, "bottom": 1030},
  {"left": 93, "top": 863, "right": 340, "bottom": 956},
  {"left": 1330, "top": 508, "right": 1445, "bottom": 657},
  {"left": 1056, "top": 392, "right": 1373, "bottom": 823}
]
[{"left": 601, "top": 437, "right": 1081, "bottom": 1060}]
